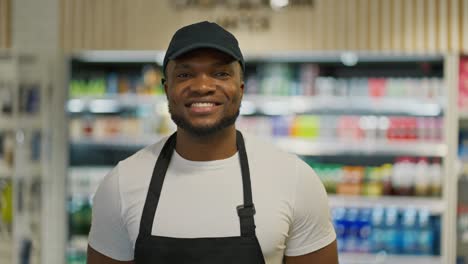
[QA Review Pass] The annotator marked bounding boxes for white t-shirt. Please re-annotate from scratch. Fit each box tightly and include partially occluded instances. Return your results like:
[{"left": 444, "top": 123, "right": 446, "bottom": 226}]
[{"left": 88, "top": 133, "right": 336, "bottom": 263}]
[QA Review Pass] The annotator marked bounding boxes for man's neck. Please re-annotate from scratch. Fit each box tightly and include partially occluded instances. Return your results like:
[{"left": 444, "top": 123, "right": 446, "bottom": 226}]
[{"left": 175, "top": 126, "right": 238, "bottom": 161}]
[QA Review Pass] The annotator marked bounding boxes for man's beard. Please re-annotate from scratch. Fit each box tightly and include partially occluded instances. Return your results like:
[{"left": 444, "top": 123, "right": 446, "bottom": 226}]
[{"left": 168, "top": 106, "right": 240, "bottom": 137}]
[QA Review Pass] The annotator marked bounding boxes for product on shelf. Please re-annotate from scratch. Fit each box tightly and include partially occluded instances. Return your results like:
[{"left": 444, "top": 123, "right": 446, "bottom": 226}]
[
  {"left": 459, "top": 57, "right": 468, "bottom": 109},
  {"left": 19, "top": 83, "right": 41, "bottom": 114},
  {"left": 0, "top": 82, "right": 13, "bottom": 115},
  {"left": 245, "top": 65, "right": 444, "bottom": 100},
  {"left": 0, "top": 132, "right": 14, "bottom": 169},
  {"left": 69, "top": 115, "right": 176, "bottom": 141},
  {"left": 0, "top": 180, "right": 13, "bottom": 227},
  {"left": 69, "top": 65, "right": 164, "bottom": 97},
  {"left": 307, "top": 158, "right": 442, "bottom": 197},
  {"left": 237, "top": 115, "right": 443, "bottom": 142},
  {"left": 333, "top": 207, "right": 440, "bottom": 255}
]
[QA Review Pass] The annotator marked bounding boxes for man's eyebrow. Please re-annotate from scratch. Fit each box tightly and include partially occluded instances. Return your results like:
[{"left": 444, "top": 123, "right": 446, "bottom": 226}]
[
  {"left": 211, "top": 61, "right": 234, "bottom": 67},
  {"left": 174, "top": 63, "right": 191, "bottom": 70},
  {"left": 173, "top": 61, "right": 235, "bottom": 70}
]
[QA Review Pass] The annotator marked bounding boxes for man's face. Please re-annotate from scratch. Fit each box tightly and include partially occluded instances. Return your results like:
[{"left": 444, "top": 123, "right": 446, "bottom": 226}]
[{"left": 164, "top": 48, "right": 244, "bottom": 137}]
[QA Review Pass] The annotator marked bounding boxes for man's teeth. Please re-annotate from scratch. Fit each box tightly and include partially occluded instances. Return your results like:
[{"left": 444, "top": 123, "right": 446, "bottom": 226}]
[{"left": 191, "top": 102, "right": 215, "bottom": 107}]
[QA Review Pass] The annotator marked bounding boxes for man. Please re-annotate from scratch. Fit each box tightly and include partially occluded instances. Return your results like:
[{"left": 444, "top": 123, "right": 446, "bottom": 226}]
[{"left": 87, "top": 21, "right": 338, "bottom": 264}]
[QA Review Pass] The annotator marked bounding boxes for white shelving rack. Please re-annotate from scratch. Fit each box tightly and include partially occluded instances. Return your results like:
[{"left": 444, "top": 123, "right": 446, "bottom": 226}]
[
  {"left": 0, "top": 51, "right": 51, "bottom": 264},
  {"left": 65, "top": 51, "right": 460, "bottom": 264}
]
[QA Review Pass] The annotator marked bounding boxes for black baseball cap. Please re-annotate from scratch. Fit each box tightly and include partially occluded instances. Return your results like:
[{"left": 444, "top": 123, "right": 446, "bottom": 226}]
[{"left": 162, "top": 21, "right": 245, "bottom": 77}]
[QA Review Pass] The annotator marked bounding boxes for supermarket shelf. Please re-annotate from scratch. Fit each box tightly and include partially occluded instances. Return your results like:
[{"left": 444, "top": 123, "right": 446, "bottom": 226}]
[
  {"left": 273, "top": 138, "right": 447, "bottom": 157},
  {"left": 0, "top": 117, "right": 14, "bottom": 130},
  {"left": 339, "top": 253, "right": 441, "bottom": 264},
  {"left": 329, "top": 195, "right": 445, "bottom": 214},
  {"left": 17, "top": 115, "right": 42, "bottom": 129},
  {"left": 73, "top": 50, "right": 444, "bottom": 64},
  {"left": 67, "top": 95, "right": 443, "bottom": 116},
  {"left": 71, "top": 136, "right": 446, "bottom": 157},
  {"left": 0, "top": 168, "right": 12, "bottom": 178},
  {"left": 0, "top": 115, "right": 42, "bottom": 130},
  {"left": 14, "top": 162, "right": 42, "bottom": 177},
  {"left": 67, "top": 95, "right": 166, "bottom": 113},
  {"left": 70, "top": 135, "right": 164, "bottom": 148},
  {"left": 242, "top": 95, "right": 443, "bottom": 116}
]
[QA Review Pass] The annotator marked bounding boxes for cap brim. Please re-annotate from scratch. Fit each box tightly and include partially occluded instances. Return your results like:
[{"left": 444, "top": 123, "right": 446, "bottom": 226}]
[{"left": 168, "top": 43, "right": 242, "bottom": 62}]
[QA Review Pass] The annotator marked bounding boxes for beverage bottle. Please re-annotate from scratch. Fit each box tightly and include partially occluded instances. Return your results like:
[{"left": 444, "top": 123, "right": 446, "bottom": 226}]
[
  {"left": 333, "top": 207, "right": 347, "bottom": 252},
  {"left": 414, "top": 158, "right": 430, "bottom": 196},
  {"left": 344, "top": 208, "right": 360, "bottom": 252},
  {"left": 370, "top": 207, "right": 386, "bottom": 253},
  {"left": 429, "top": 158, "right": 442, "bottom": 197},
  {"left": 401, "top": 208, "right": 418, "bottom": 254},
  {"left": 417, "top": 209, "right": 435, "bottom": 255},
  {"left": 383, "top": 207, "right": 401, "bottom": 254},
  {"left": 357, "top": 208, "right": 372, "bottom": 253},
  {"left": 381, "top": 164, "right": 394, "bottom": 195}
]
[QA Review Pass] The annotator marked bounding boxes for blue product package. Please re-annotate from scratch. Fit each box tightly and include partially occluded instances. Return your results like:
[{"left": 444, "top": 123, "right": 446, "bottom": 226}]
[
  {"left": 383, "top": 207, "right": 401, "bottom": 254},
  {"left": 332, "top": 207, "right": 347, "bottom": 252},
  {"left": 418, "top": 210, "right": 435, "bottom": 255},
  {"left": 107, "top": 73, "right": 118, "bottom": 94},
  {"left": 370, "top": 207, "right": 386, "bottom": 253},
  {"left": 401, "top": 208, "right": 418, "bottom": 254},
  {"left": 272, "top": 116, "right": 290, "bottom": 137},
  {"left": 344, "top": 208, "right": 360, "bottom": 253},
  {"left": 357, "top": 208, "right": 372, "bottom": 253}
]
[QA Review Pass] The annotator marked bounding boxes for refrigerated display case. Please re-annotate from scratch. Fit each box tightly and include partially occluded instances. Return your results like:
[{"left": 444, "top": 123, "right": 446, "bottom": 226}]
[{"left": 65, "top": 51, "right": 460, "bottom": 264}]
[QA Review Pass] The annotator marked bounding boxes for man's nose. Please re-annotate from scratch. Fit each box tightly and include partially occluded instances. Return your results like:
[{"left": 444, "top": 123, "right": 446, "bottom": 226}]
[{"left": 190, "top": 74, "right": 216, "bottom": 94}]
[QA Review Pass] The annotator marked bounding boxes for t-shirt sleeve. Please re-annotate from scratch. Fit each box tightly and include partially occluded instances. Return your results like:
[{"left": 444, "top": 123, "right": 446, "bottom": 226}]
[
  {"left": 88, "top": 165, "right": 134, "bottom": 261},
  {"left": 284, "top": 159, "right": 337, "bottom": 256}
]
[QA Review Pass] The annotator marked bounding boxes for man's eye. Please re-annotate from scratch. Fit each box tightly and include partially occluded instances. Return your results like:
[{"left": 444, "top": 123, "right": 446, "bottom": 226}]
[
  {"left": 177, "top": 73, "right": 192, "bottom": 78},
  {"left": 214, "top": 72, "right": 230, "bottom": 78}
]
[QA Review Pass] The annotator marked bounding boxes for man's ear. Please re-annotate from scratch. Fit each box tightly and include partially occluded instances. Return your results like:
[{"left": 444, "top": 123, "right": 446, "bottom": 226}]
[{"left": 162, "top": 78, "right": 168, "bottom": 94}]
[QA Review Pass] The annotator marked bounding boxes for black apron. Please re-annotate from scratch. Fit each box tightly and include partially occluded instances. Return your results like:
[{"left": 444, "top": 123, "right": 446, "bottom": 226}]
[{"left": 134, "top": 130, "right": 266, "bottom": 263}]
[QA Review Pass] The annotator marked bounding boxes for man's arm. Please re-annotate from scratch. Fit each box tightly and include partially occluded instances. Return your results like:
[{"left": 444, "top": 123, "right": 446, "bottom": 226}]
[
  {"left": 285, "top": 240, "right": 338, "bottom": 264},
  {"left": 87, "top": 245, "right": 134, "bottom": 264}
]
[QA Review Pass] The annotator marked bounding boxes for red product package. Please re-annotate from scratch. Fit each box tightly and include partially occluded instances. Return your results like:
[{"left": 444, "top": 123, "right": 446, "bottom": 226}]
[
  {"left": 368, "top": 78, "right": 386, "bottom": 98},
  {"left": 459, "top": 57, "right": 468, "bottom": 109}
]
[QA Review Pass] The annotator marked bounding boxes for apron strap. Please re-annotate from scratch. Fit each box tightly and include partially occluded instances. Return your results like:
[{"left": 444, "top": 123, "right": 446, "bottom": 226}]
[
  {"left": 236, "top": 131, "right": 257, "bottom": 237},
  {"left": 138, "top": 132, "right": 177, "bottom": 237}
]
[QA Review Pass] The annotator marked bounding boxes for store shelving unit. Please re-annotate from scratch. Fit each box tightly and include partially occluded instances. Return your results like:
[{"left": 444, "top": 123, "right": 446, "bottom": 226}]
[
  {"left": 273, "top": 138, "right": 446, "bottom": 157},
  {"left": 328, "top": 195, "right": 445, "bottom": 215},
  {"left": 0, "top": 52, "right": 51, "bottom": 264},
  {"left": 65, "top": 51, "right": 459, "bottom": 264},
  {"left": 339, "top": 252, "right": 442, "bottom": 264}
]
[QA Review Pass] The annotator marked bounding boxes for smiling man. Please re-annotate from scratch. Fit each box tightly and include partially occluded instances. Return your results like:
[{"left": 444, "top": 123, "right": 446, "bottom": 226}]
[{"left": 87, "top": 21, "right": 338, "bottom": 264}]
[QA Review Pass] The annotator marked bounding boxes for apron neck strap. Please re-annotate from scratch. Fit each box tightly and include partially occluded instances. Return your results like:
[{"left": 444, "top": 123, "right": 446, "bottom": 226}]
[
  {"left": 236, "top": 131, "right": 257, "bottom": 237},
  {"left": 138, "top": 132, "right": 177, "bottom": 237}
]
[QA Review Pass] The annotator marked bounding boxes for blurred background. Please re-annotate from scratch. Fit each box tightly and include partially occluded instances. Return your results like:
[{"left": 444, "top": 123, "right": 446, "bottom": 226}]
[{"left": 1, "top": 0, "right": 468, "bottom": 263}]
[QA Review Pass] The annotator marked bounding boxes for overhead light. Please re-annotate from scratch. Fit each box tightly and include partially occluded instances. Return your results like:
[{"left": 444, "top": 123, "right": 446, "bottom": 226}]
[
  {"left": 340, "top": 52, "right": 358, "bottom": 66},
  {"left": 89, "top": 99, "right": 120, "bottom": 113},
  {"left": 270, "top": 0, "right": 289, "bottom": 10},
  {"left": 67, "top": 99, "right": 86, "bottom": 113}
]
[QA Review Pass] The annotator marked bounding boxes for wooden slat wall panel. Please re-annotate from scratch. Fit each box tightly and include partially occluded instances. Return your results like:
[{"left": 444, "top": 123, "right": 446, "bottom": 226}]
[
  {"left": 357, "top": 0, "right": 369, "bottom": 51},
  {"left": 381, "top": 0, "right": 392, "bottom": 51},
  {"left": 427, "top": 0, "right": 437, "bottom": 52},
  {"left": 0, "top": 0, "right": 11, "bottom": 49},
  {"left": 464, "top": 0, "right": 468, "bottom": 53},
  {"left": 60, "top": 0, "right": 468, "bottom": 54},
  {"left": 347, "top": 0, "right": 358, "bottom": 50},
  {"left": 450, "top": 0, "right": 460, "bottom": 51},
  {"left": 439, "top": 0, "right": 449, "bottom": 51}
]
